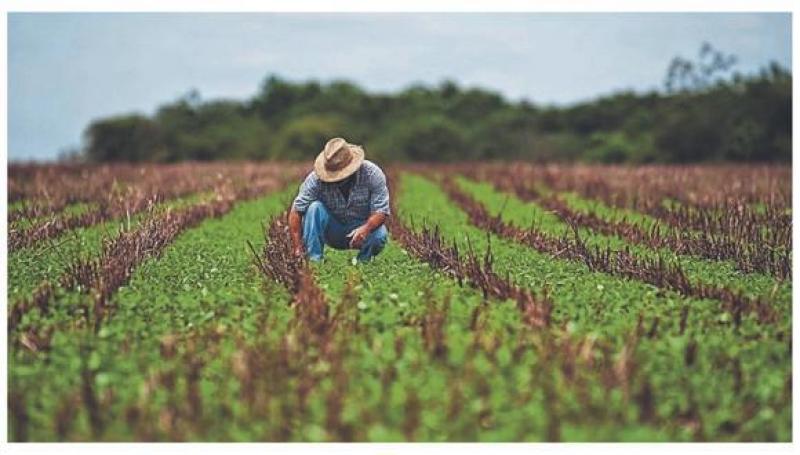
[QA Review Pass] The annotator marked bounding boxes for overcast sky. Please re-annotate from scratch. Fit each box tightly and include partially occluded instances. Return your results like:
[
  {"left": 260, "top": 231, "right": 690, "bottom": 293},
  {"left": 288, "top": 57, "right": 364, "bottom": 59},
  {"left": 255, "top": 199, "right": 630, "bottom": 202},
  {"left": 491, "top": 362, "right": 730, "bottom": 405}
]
[{"left": 8, "top": 12, "right": 792, "bottom": 161}]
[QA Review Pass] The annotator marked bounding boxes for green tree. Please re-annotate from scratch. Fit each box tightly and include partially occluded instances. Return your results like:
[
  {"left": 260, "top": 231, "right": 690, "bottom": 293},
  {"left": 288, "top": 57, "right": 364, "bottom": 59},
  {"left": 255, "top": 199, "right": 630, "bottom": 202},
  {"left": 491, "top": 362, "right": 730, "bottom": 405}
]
[
  {"left": 84, "top": 114, "right": 163, "bottom": 162},
  {"left": 78, "top": 46, "right": 790, "bottom": 164},
  {"left": 270, "top": 114, "right": 348, "bottom": 160},
  {"left": 374, "top": 114, "right": 468, "bottom": 162}
]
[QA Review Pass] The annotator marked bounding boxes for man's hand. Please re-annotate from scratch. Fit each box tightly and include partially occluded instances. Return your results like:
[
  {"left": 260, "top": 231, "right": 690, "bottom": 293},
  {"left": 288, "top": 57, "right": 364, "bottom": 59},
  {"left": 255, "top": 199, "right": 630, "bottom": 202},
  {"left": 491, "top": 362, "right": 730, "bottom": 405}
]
[
  {"left": 347, "top": 224, "right": 371, "bottom": 249},
  {"left": 288, "top": 209, "right": 305, "bottom": 258},
  {"left": 347, "top": 212, "right": 387, "bottom": 249}
]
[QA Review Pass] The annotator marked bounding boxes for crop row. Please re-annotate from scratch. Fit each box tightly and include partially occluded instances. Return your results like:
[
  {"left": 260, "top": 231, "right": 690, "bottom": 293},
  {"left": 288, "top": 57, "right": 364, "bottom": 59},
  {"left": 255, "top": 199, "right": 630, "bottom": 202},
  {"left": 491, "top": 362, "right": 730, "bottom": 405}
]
[
  {"left": 8, "top": 163, "right": 301, "bottom": 252},
  {"left": 391, "top": 172, "right": 790, "bottom": 441},
  {"left": 439, "top": 175, "right": 777, "bottom": 326},
  {"left": 483, "top": 170, "right": 789, "bottom": 279},
  {"left": 8, "top": 163, "right": 217, "bottom": 221},
  {"left": 252, "top": 213, "right": 334, "bottom": 341},
  {"left": 385, "top": 173, "right": 553, "bottom": 329},
  {"left": 8, "top": 165, "right": 791, "bottom": 441},
  {"left": 310, "top": 244, "right": 658, "bottom": 441},
  {"left": 244, "top": 171, "right": 783, "bottom": 440},
  {"left": 451, "top": 162, "right": 790, "bottom": 209},
  {"left": 9, "top": 187, "right": 300, "bottom": 441},
  {"left": 8, "top": 162, "right": 296, "bottom": 216},
  {"left": 301, "top": 202, "right": 661, "bottom": 440},
  {"left": 10, "top": 171, "right": 673, "bottom": 441},
  {"left": 450, "top": 163, "right": 790, "bottom": 252},
  {"left": 537, "top": 189, "right": 789, "bottom": 279},
  {"left": 480, "top": 164, "right": 789, "bottom": 281},
  {"left": 451, "top": 176, "right": 790, "bottom": 306},
  {"left": 8, "top": 169, "right": 300, "bottom": 344},
  {"left": 235, "top": 172, "right": 652, "bottom": 441}
]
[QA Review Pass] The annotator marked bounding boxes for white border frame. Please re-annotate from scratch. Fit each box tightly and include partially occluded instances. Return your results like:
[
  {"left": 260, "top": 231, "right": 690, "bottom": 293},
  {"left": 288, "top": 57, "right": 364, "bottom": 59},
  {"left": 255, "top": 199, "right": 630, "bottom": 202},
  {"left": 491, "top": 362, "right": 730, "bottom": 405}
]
[{"left": 1, "top": 1, "right": 797, "bottom": 454}]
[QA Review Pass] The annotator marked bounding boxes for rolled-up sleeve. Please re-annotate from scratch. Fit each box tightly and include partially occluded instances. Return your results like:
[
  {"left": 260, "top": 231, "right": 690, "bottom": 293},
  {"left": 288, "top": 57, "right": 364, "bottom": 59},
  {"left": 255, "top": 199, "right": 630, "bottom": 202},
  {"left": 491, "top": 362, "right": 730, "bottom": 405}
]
[
  {"left": 292, "top": 172, "right": 320, "bottom": 213},
  {"left": 368, "top": 167, "right": 391, "bottom": 216}
]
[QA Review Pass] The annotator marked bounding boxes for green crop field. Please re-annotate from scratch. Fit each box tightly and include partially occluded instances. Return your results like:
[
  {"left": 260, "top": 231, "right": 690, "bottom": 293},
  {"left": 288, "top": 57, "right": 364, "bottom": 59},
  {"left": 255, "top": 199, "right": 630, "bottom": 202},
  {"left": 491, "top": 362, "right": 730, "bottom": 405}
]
[{"left": 6, "top": 162, "right": 792, "bottom": 442}]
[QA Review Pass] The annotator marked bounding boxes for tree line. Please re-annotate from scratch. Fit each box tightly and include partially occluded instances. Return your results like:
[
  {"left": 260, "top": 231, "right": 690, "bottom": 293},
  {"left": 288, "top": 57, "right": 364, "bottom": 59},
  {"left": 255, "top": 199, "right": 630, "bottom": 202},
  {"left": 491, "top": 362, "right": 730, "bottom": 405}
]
[{"left": 81, "top": 44, "right": 791, "bottom": 163}]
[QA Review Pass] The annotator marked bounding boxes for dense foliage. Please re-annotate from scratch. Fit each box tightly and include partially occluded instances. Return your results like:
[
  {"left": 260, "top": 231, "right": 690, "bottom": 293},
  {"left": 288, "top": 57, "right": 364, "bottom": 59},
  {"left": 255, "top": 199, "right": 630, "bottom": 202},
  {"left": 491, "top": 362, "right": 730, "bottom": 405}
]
[{"left": 80, "top": 45, "right": 791, "bottom": 164}]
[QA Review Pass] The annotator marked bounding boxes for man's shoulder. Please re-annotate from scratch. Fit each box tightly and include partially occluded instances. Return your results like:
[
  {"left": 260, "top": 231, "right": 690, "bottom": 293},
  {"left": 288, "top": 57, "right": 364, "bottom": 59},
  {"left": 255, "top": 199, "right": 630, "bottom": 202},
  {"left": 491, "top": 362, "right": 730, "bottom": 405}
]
[
  {"left": 303, "top": 170, "right": 320, "bottom": 184},
  {"left": 361, "top": 160, "right": 385, "bottom": 177}
]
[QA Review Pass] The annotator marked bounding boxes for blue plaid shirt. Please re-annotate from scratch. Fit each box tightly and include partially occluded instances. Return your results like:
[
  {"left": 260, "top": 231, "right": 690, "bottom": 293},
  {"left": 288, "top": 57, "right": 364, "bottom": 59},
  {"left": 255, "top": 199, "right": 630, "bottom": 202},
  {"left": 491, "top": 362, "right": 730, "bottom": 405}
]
[{"left": 292, "top": 160, "right": 391, "bottom": 225}]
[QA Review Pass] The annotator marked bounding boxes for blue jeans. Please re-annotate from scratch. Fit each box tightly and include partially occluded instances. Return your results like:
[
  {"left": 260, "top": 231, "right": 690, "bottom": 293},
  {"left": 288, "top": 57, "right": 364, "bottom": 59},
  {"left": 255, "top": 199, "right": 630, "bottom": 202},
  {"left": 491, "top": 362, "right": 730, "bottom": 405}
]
[{"left": 303, "top": 201, "right": 388, "bottom": 262}]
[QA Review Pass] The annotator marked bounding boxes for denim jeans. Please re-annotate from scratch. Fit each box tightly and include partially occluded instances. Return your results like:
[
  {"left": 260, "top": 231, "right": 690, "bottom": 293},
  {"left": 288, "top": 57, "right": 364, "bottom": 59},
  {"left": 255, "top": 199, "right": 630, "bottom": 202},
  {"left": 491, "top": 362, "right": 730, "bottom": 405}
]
[{"left": 303, "top": 201, "right": 388, "bottom": 262}]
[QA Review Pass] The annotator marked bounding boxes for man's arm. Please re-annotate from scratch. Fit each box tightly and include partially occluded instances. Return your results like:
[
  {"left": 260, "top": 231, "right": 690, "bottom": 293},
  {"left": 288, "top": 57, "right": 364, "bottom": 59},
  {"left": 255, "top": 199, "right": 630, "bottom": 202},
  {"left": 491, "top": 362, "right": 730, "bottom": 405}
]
[
  {"left": 289, "top": 209, "right": 304, "bottom": 256},
  {"left": 289, "top": 172, "right": 320, "bottom": 257},
  {"left": 347, "top": 212, "right": 386, "bottom": 248}
]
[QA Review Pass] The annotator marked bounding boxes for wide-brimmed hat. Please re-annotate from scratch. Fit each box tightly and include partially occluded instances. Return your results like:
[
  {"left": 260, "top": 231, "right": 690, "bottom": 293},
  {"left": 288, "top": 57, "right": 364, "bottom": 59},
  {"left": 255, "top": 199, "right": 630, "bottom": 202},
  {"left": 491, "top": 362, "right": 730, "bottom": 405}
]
[{"left": 314, "top": 137, "right": 365, "bottom": 182}]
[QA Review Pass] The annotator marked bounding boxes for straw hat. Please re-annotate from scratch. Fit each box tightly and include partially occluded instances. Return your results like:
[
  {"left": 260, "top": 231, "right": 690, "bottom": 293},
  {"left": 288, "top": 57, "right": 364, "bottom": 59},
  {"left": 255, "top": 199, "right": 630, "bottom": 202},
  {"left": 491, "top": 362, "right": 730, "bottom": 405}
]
[{"left": 314, "top": 137, "right": 365, "bottom": 182}]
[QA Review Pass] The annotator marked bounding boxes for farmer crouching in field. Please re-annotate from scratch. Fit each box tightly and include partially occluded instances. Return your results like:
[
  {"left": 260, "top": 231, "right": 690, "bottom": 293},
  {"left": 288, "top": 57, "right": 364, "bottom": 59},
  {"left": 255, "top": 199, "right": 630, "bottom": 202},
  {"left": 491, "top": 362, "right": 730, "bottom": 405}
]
[{"left": 289, "top": 137, "right": 390, "bottom": 263}]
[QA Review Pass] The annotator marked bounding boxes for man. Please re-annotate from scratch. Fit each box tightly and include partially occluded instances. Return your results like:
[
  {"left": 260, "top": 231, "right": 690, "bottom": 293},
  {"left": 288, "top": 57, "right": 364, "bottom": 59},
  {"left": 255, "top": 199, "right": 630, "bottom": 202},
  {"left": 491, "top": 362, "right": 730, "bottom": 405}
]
[{"left": 289, "top": 137, "right": 390, "bottom": 262}]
